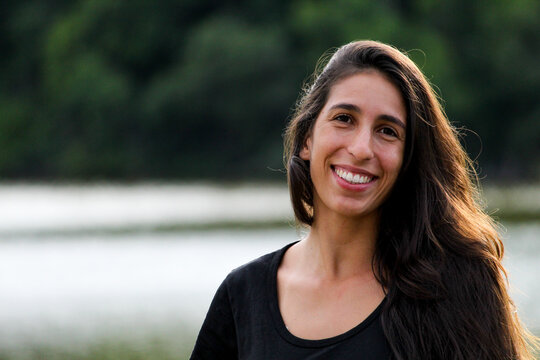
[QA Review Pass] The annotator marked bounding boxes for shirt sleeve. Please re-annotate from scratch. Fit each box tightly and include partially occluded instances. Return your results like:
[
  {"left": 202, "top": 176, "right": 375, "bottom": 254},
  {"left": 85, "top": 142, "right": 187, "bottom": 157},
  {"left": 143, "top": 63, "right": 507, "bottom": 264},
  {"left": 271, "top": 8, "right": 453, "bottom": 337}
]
[{"left": 190, "top": 276, "right": 238, "bottom": 360}]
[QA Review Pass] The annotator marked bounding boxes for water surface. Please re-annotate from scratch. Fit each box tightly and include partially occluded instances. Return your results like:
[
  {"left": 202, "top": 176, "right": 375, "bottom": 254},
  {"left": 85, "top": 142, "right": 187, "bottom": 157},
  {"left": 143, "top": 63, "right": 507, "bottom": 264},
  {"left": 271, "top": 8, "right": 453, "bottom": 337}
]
[{"left": 0, "top": 223, "right": 538, "bottom": 351}]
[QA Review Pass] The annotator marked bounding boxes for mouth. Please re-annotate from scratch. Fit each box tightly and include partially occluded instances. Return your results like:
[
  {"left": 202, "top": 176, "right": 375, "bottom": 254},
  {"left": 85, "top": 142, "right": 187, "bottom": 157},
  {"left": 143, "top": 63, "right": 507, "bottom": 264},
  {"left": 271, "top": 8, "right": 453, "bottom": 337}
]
[{"left": 332, "top": 165, "right": 377, "bottom": 185}]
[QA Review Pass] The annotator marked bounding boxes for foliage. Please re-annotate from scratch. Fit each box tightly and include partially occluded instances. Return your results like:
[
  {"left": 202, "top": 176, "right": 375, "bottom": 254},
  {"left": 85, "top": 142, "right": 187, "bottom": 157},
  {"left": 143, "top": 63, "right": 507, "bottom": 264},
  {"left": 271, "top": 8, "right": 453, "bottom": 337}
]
[
  {"left": 1, "top": 0, "right": 539, "bottom": 180},
  {"left": 0, "top": 338, "right": 190, "bottom": 360}
]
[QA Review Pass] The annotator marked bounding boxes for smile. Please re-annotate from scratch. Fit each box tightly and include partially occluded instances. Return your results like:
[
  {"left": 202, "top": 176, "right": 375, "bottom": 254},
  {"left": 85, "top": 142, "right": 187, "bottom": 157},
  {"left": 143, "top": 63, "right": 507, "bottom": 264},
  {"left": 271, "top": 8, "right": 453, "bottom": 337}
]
[{"left": 333, "top": 166, "right": 375, "bottom": 185}]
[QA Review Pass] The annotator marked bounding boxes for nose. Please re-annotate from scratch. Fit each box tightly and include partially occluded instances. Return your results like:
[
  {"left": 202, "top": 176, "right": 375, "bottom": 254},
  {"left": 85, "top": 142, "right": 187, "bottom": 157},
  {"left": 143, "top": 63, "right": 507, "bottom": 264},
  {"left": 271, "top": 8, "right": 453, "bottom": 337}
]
[{"left": 347, "top": 128, "right": 374, "bottom": 160}]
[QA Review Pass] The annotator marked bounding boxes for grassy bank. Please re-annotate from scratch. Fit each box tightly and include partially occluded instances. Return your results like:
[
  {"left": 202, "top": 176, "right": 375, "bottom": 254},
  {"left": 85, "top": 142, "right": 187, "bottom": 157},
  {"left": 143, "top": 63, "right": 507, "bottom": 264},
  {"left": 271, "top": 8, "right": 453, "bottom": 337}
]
[
  {"left": 1, "top": 330, "right": 538, "bottom": 360},
  {"left": 0, "top": 334, "right": 195, "bottom": 360},
  {"left": 483, "top": 184, "right": 540, "bottom": 222}
]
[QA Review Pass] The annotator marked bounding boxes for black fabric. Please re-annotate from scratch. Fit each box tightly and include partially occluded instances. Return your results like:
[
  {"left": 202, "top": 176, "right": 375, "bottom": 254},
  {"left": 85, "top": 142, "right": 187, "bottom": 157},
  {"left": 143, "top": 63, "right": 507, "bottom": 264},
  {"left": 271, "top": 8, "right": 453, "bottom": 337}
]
[{"left": 191, "top": 242, "right": 392, "bottom": 359}]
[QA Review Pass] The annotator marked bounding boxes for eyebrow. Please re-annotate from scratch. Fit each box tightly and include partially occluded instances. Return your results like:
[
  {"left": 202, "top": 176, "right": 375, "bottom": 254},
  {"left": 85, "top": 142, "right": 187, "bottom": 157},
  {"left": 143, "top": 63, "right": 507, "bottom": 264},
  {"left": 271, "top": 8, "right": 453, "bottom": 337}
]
[{"left": 328, "top": 103, "right": 406, "bottom": 129}]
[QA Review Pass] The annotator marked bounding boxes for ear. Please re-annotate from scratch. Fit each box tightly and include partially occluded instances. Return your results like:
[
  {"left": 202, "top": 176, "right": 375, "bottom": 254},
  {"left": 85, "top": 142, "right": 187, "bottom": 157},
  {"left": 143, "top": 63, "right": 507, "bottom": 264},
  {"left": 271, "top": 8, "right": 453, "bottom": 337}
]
[{"left": 299, "top": 136, "right": 312, "bottom": 161}]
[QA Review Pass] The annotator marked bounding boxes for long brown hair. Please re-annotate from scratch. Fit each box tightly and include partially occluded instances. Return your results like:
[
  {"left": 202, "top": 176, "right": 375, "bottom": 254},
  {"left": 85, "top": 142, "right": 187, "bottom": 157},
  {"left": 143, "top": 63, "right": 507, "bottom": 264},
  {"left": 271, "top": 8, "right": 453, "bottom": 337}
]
[{"left": 284, "top": 40, "right": 538, "bottom": 359}]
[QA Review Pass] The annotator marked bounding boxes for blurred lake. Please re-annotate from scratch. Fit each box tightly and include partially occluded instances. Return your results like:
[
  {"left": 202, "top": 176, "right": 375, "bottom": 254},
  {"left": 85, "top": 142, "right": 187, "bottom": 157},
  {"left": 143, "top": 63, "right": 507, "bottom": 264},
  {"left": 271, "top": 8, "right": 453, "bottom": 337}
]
[{"left": 0, "top": 184, "right": 538, "bottom": 357}]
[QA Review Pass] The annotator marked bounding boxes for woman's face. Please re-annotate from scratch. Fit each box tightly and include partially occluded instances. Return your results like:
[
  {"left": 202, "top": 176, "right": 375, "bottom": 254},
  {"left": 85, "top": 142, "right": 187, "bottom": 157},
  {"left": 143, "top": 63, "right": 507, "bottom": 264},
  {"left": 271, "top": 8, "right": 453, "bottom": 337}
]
[{"left": 300, "top": 70, "right": 406, "bottom": 221}]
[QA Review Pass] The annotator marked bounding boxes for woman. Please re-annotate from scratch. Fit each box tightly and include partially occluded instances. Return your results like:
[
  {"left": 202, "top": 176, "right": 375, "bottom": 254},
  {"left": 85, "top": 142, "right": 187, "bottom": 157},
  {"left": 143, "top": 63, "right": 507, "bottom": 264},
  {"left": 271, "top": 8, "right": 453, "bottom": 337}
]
[{"left": 191, "top": 40, "right": 537, "bottom": 359}]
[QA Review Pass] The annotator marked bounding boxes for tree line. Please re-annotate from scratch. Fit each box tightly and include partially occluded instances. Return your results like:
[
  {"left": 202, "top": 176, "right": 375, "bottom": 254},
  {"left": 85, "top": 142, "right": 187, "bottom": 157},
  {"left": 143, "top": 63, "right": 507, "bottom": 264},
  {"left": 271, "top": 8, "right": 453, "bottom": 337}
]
[{"left": 1, "top": 0, "right": 538, "bottom": 181}]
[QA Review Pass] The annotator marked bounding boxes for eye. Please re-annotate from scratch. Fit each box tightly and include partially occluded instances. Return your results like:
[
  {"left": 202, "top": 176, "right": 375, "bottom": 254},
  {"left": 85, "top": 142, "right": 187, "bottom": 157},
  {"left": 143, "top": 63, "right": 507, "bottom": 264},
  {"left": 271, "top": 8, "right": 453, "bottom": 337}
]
[
  {"left": 379, "top": 126, "right": 398, "bottom": 137},
  {"left": 333, "top": 114, "right": 353, "bottom": 124}
]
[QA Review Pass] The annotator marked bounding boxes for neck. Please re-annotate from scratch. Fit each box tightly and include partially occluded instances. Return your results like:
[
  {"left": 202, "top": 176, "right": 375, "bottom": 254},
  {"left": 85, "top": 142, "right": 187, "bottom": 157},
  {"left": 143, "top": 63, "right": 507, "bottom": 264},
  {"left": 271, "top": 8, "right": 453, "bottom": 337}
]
[{"left": 302, "top": 211, "right": 379, "bottom": 280}]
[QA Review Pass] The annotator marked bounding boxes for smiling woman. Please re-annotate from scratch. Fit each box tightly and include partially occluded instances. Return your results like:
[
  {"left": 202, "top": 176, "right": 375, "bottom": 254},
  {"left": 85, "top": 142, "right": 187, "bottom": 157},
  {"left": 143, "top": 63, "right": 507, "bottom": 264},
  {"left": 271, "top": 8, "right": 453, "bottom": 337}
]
[
  {"left": 190, "top": 41, "right": 538, "bottom": 359},
  {"left": 299, "top": 71, "right": 406, "bottom": 222}
]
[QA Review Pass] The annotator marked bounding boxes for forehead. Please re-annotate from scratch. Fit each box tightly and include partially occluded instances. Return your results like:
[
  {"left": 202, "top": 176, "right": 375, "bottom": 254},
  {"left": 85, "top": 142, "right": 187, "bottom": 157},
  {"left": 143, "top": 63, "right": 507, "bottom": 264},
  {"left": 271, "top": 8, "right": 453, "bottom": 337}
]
[{"left": 323, "top": 70, "right": 406, "bottom": 123}]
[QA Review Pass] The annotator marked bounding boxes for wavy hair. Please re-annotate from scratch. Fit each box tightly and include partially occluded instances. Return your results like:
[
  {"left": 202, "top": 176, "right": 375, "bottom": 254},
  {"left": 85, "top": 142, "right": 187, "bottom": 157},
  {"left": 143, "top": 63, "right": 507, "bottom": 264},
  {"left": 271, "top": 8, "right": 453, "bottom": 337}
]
[{"left": 284, "top": 40, "right": 537, "bottom": 359}]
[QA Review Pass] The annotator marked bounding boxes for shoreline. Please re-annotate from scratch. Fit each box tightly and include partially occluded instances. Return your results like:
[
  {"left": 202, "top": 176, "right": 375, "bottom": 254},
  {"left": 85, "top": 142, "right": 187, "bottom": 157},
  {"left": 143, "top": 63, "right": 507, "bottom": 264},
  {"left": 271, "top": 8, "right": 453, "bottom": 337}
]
[{"left": 0, "top": 182, "right": 537, "bottom": 237}]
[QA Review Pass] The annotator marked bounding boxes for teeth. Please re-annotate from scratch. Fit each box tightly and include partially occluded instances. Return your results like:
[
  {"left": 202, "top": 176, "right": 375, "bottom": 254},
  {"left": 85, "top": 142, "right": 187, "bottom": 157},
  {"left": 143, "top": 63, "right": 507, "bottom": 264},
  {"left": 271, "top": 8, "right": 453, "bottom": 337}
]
[{"left": 335, "top": 167, "right": 373, "bottom": 184}]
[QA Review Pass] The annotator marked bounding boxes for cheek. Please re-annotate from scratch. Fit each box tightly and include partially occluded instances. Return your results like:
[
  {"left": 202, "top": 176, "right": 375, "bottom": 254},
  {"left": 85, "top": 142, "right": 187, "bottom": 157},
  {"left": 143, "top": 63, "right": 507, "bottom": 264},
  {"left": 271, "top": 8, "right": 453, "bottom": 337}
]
[
  {"left": 381, "top": 146, "right": 405, "bottom": 175},
  {"left": 315, "top": 131, "right": 343, "bottom": 156},
  {"left": 308, "top": 134, "right": 332, "bottom": 162}
]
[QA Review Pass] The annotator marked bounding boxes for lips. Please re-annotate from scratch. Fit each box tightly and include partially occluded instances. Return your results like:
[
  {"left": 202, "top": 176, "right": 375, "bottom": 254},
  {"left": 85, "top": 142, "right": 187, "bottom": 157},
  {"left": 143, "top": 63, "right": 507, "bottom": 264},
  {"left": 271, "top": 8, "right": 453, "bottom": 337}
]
[{"left": 332, "top": 165, "right": 377, "bottom": 185}]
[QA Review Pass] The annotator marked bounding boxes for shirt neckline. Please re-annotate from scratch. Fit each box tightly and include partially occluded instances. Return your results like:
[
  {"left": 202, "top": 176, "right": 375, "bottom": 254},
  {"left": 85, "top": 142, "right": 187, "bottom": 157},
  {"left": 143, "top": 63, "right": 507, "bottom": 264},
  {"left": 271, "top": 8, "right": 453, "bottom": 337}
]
[{"left": 267, "top": 241, "right": 385, "bottom": 348}]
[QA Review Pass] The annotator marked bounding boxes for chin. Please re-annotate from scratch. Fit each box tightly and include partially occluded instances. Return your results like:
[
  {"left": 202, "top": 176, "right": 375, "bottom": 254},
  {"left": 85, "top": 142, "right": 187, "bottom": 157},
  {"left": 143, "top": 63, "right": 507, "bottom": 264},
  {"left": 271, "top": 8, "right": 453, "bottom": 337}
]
[{"left": 332, "top": 204, "right": 378, "bottom": 219}]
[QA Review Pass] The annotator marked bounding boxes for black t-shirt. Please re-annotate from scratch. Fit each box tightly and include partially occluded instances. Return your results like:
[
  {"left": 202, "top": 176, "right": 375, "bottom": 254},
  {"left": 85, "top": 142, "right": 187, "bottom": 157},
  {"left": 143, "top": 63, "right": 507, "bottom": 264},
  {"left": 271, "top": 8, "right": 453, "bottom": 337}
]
[{"left": 191, "top": 242, "right": 392, "bottom": 359}]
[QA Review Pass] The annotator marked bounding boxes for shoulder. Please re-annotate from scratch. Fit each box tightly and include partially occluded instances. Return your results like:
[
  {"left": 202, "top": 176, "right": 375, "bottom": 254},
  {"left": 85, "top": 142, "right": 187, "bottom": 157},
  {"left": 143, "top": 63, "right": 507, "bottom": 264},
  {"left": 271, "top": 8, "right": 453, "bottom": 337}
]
[{"left": 223, "top": 241, "right": 297, "bottom": 294}]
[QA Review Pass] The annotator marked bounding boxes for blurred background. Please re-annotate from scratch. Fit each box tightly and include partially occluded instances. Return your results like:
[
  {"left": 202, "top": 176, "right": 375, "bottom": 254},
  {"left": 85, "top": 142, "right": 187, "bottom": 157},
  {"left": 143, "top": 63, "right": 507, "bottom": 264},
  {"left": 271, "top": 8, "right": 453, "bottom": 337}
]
[{"left": 0, "top": 0, "right": 539, "bottom": 359}]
